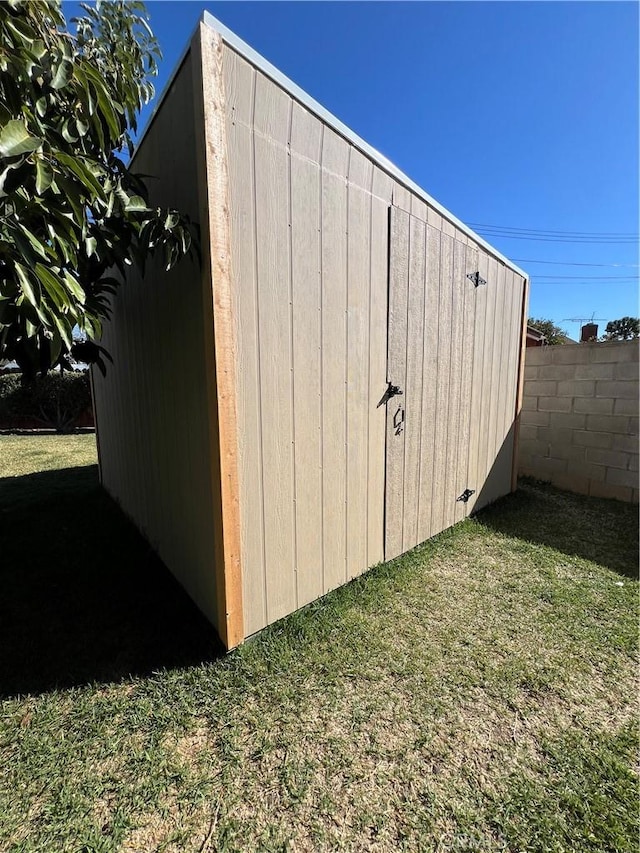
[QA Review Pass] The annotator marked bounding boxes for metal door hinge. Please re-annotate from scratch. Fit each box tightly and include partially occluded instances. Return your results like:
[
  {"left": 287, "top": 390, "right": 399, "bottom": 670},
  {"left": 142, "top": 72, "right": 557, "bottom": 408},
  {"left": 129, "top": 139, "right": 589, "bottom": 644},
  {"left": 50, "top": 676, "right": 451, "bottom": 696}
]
[
  {"left": 467, "top": 271, "right": 486, "bottom": 288},
  {"left": 377, "top": 381, "right": 403, "bottom": 408},
  {"left": 457, "top": 488, "right": 475, "bottom": 503}
]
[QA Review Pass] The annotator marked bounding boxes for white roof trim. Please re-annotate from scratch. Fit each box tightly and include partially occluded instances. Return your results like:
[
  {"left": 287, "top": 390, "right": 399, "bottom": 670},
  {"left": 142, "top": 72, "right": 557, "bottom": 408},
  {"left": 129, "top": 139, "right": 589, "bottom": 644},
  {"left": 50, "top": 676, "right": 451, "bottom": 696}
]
[{"left": 136, "top": 10, "right": 528, "bottom": 281}]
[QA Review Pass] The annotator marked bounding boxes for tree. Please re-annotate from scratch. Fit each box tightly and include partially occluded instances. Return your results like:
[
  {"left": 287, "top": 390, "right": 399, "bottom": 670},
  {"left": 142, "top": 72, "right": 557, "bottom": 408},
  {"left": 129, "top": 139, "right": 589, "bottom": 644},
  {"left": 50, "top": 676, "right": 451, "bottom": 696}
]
[
  {"left": 527, "top": 318, "right": 568, "bottom": 346},
  {"left": 601, "top": 317, "right": 639, "bottom": 341},
  {"left": 0, "top": 0, "right": 196, "bottom": 380}
]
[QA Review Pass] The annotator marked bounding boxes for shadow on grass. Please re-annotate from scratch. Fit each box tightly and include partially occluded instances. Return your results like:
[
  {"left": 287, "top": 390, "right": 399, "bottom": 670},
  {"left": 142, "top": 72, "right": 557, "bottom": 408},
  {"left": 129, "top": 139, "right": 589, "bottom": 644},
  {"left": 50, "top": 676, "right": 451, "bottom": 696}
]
[
  {"left": 476, "top": 477, "right": 639, "bottom": 579},
  {"left": 0, "top": 465, "right": 223, "bottom": 699}
]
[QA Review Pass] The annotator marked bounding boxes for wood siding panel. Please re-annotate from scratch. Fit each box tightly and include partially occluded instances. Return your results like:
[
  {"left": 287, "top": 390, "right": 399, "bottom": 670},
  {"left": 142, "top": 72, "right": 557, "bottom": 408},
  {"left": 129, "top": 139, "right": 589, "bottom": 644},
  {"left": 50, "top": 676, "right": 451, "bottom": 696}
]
[
  {"left": 385, "top": 206, "right": 410, "bottom": 560},
  {"left": 490, "top": 262, "right": 511, "bottom": 498},
  {"left": 92, "top": 54, "right": 220, "bottom": 630},
  {"left": 417, "top": 225, "right": 441, "bottom": 542},
  {"left": 346, "top": 150, "right": 373, "bottom": 578},
  {"left": 401, "top": 215, "right": 426, "bottom": 551},
  {"left": 479, "top": 257, "right": 507, "bottom": 509},
  {"left": 494, "top": 268, "right": 517, "bottom": 492},
  {"left": 444, "top": 238, "right": 466, "bottom": 521},
  {"left": 320, "top": 128, "right": 350, "bottom": 591},
  {"left": 290, "top": 103, "right": 323, "bottom": 605},
  {"left": 474, "top": 254, "right": 499, "bottom": 511},
  {"left": 252, "top": 72, "right": 296, "bottom": 623},
  {"left": 465, "top": 245, "right": 487, "bottom": 515},
  {"left": 455, "top": 243, "right": 478, "bottom": 522},
  {"left": 497, "top": 270, "right": 524, "bottom": 493},
  {"left": 430, "top": 231, "right": 453, "bottom": 535},
  {"left": 368, "top": 170, "right": 394, "bottom": 568}
]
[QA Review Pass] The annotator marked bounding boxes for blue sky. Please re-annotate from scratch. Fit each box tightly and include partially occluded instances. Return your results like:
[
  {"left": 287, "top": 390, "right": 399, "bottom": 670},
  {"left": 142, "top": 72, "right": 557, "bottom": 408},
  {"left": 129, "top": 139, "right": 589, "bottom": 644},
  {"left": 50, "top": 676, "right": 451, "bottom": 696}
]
[{"left": 67, "top": 1, "right": 639, "bottom": 338}]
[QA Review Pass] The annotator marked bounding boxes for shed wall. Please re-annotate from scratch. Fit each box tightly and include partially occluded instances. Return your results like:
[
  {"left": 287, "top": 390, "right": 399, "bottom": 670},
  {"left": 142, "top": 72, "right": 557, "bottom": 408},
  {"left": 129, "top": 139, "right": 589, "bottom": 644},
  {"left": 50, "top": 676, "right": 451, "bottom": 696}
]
[
  {"left": 92, "top": 54, "right": 221, "bottom": 631},
  {"left": 221, "top": 44, "right": 526, "bottom": 636}
]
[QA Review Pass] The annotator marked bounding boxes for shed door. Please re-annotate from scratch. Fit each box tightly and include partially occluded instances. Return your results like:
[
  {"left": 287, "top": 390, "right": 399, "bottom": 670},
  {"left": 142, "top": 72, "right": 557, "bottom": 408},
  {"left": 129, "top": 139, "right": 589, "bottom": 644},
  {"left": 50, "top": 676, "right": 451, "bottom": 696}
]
[{"left": 384, "top": 206, "right": 481, "bottom": 560}]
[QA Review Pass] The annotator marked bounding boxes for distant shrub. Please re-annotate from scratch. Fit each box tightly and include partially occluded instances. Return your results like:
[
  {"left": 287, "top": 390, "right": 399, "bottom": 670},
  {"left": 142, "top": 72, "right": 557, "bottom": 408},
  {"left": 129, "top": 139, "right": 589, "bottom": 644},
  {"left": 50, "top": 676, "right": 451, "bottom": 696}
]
[{"left": 0, "top": 372, "right": 92, "bottom": 432}]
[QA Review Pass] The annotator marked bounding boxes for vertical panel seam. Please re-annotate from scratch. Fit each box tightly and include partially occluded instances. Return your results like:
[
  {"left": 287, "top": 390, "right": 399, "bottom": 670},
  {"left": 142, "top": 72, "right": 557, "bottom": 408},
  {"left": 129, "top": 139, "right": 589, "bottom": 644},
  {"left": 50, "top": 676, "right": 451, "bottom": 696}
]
[
  {"left": 455, "top": 243, "right": 467, "bottom": 513},
  {"left": 463, "top": 245, "right": 477, "bottom": 517},
  {"left": 465, "top": 248, "right": 479, "bottom": 508},
  {"left": 319, "top": 125, "right": 325, "bottom": 595},
  {"left": 400, "top": 212, "right": 411, "bottom": 553},
  {"left": 415, "top": 222, "right": 427, "bottom": 539},
  {"left": 427, "top": 231, "right": 440, "bottom": 539},
  {"left": 382, "top": 205, "right": 392, "bottom": 560},
  {"left": 477, "top": 254, "right": 487, "bottom": 497},
  {"left": 344, "top": 146, "right": 351, "bottom": 584},
  {"left": 443, "top": 234, "right": 454, "bottom": 525},
  {"left": 429, "top": 230, "right": 444, "bottom": 535},
  {"left": 365, "top": 163, "right": 374, "bottom": 567}
]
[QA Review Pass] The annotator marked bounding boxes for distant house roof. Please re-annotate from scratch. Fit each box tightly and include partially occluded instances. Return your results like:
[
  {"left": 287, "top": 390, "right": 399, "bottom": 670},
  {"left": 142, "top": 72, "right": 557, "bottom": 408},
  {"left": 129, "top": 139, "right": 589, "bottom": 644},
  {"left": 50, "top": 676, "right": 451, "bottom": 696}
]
[
  {"left": 526, "top": 326, "right": 578, "bottom": 347},
  {"left": 526, "top": 325, "right": 545, "bottom": 347}
]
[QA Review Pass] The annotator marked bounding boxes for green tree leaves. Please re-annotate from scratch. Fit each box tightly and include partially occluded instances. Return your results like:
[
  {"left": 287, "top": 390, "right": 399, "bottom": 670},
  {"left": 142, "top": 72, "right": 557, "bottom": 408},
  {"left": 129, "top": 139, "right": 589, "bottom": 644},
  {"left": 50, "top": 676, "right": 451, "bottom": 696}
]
[
  {"left": 602, "top": 317, "right": 639, "bottom": 341},
  {"left": 0, "top": 119, "right": 42, "bottom": 156},
  {"left": 0, "top": 0, "right": 197, "bottom": 380},
  {"left": 528, "top": 318, "right": 570, "bottom": 346}
]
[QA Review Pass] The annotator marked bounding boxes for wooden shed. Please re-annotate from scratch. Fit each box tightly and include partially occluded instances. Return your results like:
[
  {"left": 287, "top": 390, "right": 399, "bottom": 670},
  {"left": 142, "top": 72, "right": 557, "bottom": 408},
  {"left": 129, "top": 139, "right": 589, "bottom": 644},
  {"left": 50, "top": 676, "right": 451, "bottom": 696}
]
[{"left": 92, "top": 13, "right": 529, "bottom": 650}]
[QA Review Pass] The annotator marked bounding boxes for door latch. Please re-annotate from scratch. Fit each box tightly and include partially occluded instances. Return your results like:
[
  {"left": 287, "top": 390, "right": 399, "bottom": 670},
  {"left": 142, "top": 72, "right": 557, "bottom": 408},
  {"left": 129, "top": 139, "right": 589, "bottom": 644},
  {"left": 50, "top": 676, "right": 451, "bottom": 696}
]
[
  {"left": 377, "top": 381, "right": 403, "bottom": 408},
  {"left": 393, "top": 405, "right": 405, "bottom": 435}
]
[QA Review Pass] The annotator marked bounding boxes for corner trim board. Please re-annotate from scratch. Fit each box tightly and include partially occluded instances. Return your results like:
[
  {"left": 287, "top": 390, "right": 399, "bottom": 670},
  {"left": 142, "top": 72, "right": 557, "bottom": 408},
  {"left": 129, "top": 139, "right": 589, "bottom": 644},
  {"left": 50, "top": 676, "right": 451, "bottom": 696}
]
[
  {"left": 191, "top": 24, "right": 245, "bottom": 649},
  {"left": 511, "top": 275, "right": 529, "bottom": 492}
]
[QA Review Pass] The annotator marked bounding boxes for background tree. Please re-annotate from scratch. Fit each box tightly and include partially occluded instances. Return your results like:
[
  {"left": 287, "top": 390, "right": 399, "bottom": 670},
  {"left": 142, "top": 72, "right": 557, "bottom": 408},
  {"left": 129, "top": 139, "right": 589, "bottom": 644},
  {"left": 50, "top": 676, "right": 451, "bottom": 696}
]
[
  {"left": 601, "top": 317, "right": 639, "bottom": 341},
  {"left": 527, "top": 317, "right": 568, "bottom": 346},
  {"left": 0, "top": 0, "right": 196, "bottom": 380}
]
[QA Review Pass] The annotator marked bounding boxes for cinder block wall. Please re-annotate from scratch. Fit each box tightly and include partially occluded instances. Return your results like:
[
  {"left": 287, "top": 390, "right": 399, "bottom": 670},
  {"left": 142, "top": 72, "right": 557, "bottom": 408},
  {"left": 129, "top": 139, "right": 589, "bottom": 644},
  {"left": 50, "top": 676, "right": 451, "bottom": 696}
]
[{"left": 520, "top": 340, "right": 639, "bottom": 502}]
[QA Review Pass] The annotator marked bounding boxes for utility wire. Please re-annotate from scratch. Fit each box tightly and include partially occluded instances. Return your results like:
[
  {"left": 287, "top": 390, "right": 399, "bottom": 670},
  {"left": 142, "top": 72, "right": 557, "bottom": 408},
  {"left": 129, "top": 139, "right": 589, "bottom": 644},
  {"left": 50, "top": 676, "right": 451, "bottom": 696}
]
[
  {"left": 512, "top": 258, "right": 639, "bottom": 268},
  {"left": 475, "top": 233, "right": 636, "bottom": 244},
  {"left": 532, "top": 274, "right": 639, "bottom": 280},
  {"left": 468, "top": 222, "right": 637, "bottom": 237}
]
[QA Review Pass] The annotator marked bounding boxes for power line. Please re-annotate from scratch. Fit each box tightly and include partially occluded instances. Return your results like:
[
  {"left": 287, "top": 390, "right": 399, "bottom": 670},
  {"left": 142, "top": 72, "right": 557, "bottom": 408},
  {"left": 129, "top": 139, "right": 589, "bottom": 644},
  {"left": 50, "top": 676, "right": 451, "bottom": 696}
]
[
  {"left": 532, "top": 274, "right": 639, "bottom": 280},
  {"left": 512, "top": 258, "right": 639, "bottom": 268},
  {"left": 475, "top": 233, "right": 636, "bottom": 244},
  {"left": 469, "top": 222, "right": 637, "bottom": 237}
]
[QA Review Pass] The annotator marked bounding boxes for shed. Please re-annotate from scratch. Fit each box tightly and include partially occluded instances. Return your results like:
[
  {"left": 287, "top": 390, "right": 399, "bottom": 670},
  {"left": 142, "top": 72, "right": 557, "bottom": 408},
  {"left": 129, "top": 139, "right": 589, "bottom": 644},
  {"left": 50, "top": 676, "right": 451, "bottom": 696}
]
[{"left": 92, "top": 13, "right": 530, "bottom": 650}]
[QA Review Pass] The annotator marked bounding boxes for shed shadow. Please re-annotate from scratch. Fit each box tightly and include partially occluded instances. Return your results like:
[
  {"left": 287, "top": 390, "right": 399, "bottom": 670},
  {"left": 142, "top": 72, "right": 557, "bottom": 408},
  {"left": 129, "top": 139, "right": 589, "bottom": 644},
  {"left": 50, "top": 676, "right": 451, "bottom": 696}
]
[
  {"left": 0, "top": 465, "right": 224, "bottom": 699},
  {"left": 472, "top": 426, "right": 639, "bottom": 579}
]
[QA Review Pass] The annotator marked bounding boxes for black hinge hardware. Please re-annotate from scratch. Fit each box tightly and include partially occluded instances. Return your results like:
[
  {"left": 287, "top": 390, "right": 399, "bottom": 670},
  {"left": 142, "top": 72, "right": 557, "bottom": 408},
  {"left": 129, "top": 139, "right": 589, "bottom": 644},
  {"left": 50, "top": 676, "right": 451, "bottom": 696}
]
[
  {"left": 467, "top": 271, "right": 486, "bottom": 288},
  {"left": 457, "top": 488, "right": 476, "bottom": 503},
  {"left": 377, "top": 381, "right": 403, "bottom": 408}
]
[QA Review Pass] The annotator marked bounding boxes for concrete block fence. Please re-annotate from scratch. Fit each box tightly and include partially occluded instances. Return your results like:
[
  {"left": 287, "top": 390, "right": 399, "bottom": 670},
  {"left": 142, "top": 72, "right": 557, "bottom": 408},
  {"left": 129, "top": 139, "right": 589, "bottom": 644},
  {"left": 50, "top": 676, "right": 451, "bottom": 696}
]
[{"left": 519, "top": 340, "right": 639, "bottom": 503}]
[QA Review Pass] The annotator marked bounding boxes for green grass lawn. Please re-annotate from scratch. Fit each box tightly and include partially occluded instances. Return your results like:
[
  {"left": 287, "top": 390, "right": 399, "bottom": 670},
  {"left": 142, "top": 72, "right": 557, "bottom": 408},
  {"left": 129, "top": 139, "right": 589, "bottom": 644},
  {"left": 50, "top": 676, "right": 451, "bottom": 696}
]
[{"left": 0, "top": 434, "right": 638, "bottom": 852}]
